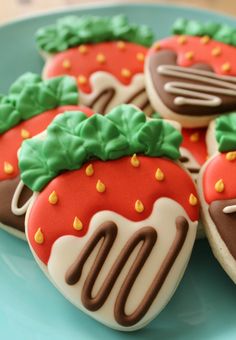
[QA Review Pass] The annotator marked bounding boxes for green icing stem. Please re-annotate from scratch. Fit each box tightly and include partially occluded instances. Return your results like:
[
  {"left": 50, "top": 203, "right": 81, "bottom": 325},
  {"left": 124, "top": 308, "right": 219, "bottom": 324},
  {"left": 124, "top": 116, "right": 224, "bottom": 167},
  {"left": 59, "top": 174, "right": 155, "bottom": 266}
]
[
  {"left": 172, "top": 18, "right": 236, "bottom": 47},
  {"left": 0, "top": 73, "right": 78, "bottom": 134},
  {"left": 36, "top": 14, "right": 154, "bottom": 53},
  {"left": 215, "top": 113, "right": 236, "bottom": 152},
  {"left": 19, "top": 105, "right": 182, "bottom": 192}
]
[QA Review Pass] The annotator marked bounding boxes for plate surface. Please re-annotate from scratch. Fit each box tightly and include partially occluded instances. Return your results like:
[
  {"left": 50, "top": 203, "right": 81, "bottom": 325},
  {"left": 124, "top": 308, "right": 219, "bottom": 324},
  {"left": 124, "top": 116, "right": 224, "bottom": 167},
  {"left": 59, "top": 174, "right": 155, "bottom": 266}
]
[{"left": 0, "top": 3, "right": 236, "bottom": 339}]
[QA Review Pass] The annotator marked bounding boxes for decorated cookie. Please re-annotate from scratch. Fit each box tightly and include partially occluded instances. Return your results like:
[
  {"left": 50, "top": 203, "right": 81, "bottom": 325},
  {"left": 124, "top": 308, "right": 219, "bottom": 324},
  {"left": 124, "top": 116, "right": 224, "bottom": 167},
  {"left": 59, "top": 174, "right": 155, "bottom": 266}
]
[
  {"left": 198, "top": 112, "right": 236, "bottom": 283},
  {"left": 145, "top": 18, "right": 236, "bottom": 128},
  {"left": 36, "top": 15, "right": 154, "bottom": 115},
  {"left": 0, "top": 72, "right": 93, "bottom": 239},
  {"left": 19, "top": 105, "right": 199, "bottom": 330}
]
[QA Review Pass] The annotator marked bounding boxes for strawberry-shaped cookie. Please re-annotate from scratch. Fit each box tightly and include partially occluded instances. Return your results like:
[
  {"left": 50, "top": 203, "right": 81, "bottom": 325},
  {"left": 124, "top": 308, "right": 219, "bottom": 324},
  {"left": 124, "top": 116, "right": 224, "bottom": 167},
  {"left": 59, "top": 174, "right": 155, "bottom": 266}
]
[
  {"left": 145, "top": 18, "right": 236, "bottom": 127},
  {"left": 198, "top": 113, "right": 236, "bottom": 282},
  {"left": 36, "top": 15, "right": 154, "bottom": 115},
  {"left": 0, "top": 72, "right": 93, "bottom": 239},
  {"left": 19, "top": 105, "right": 199, "bottom": 330}
]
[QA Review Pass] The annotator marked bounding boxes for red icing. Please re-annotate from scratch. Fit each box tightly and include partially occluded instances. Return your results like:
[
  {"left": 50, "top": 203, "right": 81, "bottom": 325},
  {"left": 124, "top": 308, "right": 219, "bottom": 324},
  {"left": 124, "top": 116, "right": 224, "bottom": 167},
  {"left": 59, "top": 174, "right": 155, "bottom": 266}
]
[
  {"left": 0, "top": 105, "right": 93, "bottom": 181},
  {"left": 181, "top": 128, "right": 208, "bottom": 165},
  {"left": 27, "top": 156, "right": 199, "bottom": 264},
  {"left": 148, "top": 36, "right": 236, "bottom": 76},
  {"left": 203, "top": 153, "right": 236, "bottom": 203},
  {"left": 44, "top": 42, "right": 147, "bottom": 93}
]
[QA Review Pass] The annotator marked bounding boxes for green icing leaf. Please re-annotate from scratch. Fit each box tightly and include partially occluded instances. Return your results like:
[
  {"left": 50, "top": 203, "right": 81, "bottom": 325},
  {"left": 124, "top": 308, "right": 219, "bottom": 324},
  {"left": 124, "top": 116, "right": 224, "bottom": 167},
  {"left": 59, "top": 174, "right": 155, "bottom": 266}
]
[
  {"left": 36, "top": 14, "right": 154, "bottom": 53},
  {"left": 0, "top": 73, "right": 78, "bottom": 134},
  {"left": 19, "top": 105, "right": 182, "bottom": 192},
  {"left": 215, "top": 113, "right": 236, "bottom": 152},
  {"left": 172, "top": 18, "right": 236, "bottom": 46}
]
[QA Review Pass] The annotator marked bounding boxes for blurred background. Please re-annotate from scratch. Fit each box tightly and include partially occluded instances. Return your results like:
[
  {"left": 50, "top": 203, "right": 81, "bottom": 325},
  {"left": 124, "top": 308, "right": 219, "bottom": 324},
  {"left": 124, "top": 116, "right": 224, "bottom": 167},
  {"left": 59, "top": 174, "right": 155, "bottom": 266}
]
[{"left": 1, "top": 0, "right": 236, "bottom": 24}]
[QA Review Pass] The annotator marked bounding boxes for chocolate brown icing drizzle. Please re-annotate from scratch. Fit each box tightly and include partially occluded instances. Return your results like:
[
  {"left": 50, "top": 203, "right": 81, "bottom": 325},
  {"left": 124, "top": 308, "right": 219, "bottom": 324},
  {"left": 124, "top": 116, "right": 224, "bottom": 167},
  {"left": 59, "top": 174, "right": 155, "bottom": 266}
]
[
  {"left": 65, "top": 217, "right": 189, "bottom": 327},
  {"left": 148, "top": 50, "right": 236, "bottom": 116},
  {"left": 0, "top": 175, "right": 32, "bottom": 232},
  {"left": 209, "top": 198, "right": 236, "bottom": 260}
]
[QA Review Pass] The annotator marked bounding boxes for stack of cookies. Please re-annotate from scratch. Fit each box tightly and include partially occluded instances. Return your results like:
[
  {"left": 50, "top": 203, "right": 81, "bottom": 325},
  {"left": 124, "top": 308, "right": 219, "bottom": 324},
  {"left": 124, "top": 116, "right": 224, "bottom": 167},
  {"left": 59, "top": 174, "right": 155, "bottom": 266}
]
[{"left": 0, "top": 15, "right": 235, "bottom": 331}]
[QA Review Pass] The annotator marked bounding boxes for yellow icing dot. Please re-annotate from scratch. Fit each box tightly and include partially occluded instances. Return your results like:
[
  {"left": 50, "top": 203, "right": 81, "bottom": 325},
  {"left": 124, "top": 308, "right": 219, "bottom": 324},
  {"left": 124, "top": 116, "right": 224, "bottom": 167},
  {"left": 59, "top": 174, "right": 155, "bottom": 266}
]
[
  {"left": 226, "top": 151, "right": 236, "bottom": 161},
  {"left": 189, "top": 193, "right": 198, "bottom": 206},
  {"left": 73, "top": 217, "right": 83, "bottom": 231},
  {"left": 130, "top": 154, "right": 140, "bottom": 168},
  {"left": 117, "top": 41, "right": 126, "bottom": 50},
  {"left": 4, "top": 161, "right": 14, "bottom": 175},
  {"left": 177, "top": 35, "right": 187, "bottom": 45},
  {"left": 136, "top": 52, "right": 145, "bottom": 62},
  {"left": 62, "top": 59, "right": 71, "bottom": 69},
  {"left": 96, "top": 53, "right": 106, "bottom": 64},
  {"left": 78, "top": 45, "right": 88, "bottom": 54},
  {"left": 121, "top": 68, "right": 131, "bottom": 78},
  {"left": 154, "top": 43, "right": 161, "bottom": 51},
  {"left": 77, "top": 75, "right": 87, "bottom": 85},
  {"left": 34, "top": 228, "right": 44, "bottom": 244},
  {"left": 155, "top": 168, "right": 165, "bottom": 181},
  {"left": 200, "top": 35, "right": 210, "bottom": 44},
  {"left": 211, "top": 47, "right": 221, "bottom": 57},
  {"left": 221, "top": 62, "right": 231, "bottom": 72},
  {"left": 185, "top": 51, "right": 194, "bottom": 61},
  {"left": 21, "top": 128, "right": 30, "bottom": 139},
  {"left": 135, "top": 200, "right": 144, "bottom": 213},
  {"left": 190, "top": 132, "right": 199, "bottom": 142},
  {"left": 215, "top": 179, "right": 225, "bottom": 193},
  {"left": 48, "top": 191, "right": 58, "bottom": 205},
  {"left": 85, "top": 164, "right": 94, "bottom": 176},
  {"left": 96, "top": 180, "right": 106, "bottom": 193}
]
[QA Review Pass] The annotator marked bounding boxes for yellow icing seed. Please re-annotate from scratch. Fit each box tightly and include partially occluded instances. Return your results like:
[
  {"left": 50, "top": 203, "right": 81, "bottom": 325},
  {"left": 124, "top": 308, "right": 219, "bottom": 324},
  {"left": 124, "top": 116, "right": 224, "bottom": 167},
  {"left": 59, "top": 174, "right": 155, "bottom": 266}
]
[
  {"left": 117, "top": 41, "right": 126, "bottom": 50},
  {"left": 73, "top": 217, "right": 83, "bottom": 231},
  {"left": 135, "top": 200, "right": 144, "bottom": 213},
  {"left": 177, "top": 35, "right": 187, "bottom": 45},
  {"left": 215, "top": 179, "right": 225, "bottom": 193},
  {"left": 96, "top": 180, "right": 106, "bottom": 193},
  {"left": 211, "top": 47, "right": 221, "bottom": 57},
  {"left": 121, "top": 68, "right": 131, "bottom": 78},
  {"left": 200, "top": 35, "right": 210, "bottom": 44},
  {"left": 189, "top": 194, "right": 198, "bottom": 206},
  {"left": 136, "top": 52, "right": 145, "bottom": 62},
  {"left": 48, "top": 191, "right": 58, "bottom": 205},
  {"left": 78, "top": 45, "right": 88, "bottom": 54},
  {"left": 130, "top": 154, "right": 140, "bottom": 167},
  {"left": 34, "top": 228, "right": 44, "bottom": 244},
  {"left": 21, "top": 128, "right": 30, "bottom": 139},
  {"left": 185, "top": 51, "right": 194, "bottom": 61},
  {"left": 190, "top": 132, "right": 199, "bottom": 142},
  {"left": 96, "top": 53, "right": 106, "bottom": 64},
  {"left": 62, "top": 59, "right": 71, "bottom": 69},
  {"left": 155, "top": 168, "right": 165, "bottom": 181},
  {"left": 85, "top": 164, "right": 94, "bottom": 176},
  {"left": 226, "top": 151, "right": 236, "bottom": 161},
  {"left": 221, "top": 62, "right": 231, "bottom": 72},
  {"left": 77, "top": 75, "right": 87, "bottom": 85},
  {"left": 4, "top": 161, "right": 14, "bottom": 175},
  {"left": 154, "top": 43, "right": 161, "bottom": 51}
]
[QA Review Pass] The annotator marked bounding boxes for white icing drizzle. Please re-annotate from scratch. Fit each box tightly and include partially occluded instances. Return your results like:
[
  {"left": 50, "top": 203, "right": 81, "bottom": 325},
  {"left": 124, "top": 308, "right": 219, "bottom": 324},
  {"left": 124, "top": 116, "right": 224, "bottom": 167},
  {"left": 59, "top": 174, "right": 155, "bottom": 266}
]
[
  {"left": 223, "top": 205, "right": 236, "bottom": 214},
  {"left": 157, "top": 65, "right": 236, "bottom": 107},
  {"left": 11, "top": 180, "right": 37, "bottom": 216}
]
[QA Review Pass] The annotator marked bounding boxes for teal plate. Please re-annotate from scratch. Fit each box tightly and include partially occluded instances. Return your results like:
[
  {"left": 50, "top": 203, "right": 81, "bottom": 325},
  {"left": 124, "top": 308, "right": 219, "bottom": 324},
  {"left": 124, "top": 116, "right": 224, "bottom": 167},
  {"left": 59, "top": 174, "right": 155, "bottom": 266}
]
[{"left": 0, "top": 3, "right": 236, "bottom": 339}]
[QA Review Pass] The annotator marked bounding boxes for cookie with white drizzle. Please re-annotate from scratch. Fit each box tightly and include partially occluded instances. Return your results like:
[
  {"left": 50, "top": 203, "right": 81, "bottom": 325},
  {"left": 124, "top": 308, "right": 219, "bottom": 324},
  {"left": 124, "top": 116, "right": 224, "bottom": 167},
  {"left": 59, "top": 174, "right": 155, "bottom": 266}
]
[
  {"left": 37, "top": 15, "right": 154, "bottom": 115},
  {"left": 19, "top": 105, "right": 199, "bottom": 331},
  {"left": 198, "top": 112, "right": 236, "bottom": 283},
  {"left": 145, "top": 18, "right": 236, "bottom": 128},
  {"left": 0, "top": 72, "right": 93, "bottom": 239}
]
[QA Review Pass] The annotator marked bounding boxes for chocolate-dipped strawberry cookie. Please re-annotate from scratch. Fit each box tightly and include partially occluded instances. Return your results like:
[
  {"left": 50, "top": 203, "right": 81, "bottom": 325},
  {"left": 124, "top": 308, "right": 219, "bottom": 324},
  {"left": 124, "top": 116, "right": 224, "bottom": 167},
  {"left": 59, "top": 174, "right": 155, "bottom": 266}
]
[
  {"left": 145, "top": 18, "right": 236, "bottom": 127},
  {"left": 19, "top": 105, "right": 199, "bottom": 330},
  {"left": 0, "top": 72, "right": 93, "bottom": 239},
  {"left": 36, "top": 15, "right": 154, "bottom": 115},
  {"left": 198, "top": 113, "right": 236, "bottom": 283}
]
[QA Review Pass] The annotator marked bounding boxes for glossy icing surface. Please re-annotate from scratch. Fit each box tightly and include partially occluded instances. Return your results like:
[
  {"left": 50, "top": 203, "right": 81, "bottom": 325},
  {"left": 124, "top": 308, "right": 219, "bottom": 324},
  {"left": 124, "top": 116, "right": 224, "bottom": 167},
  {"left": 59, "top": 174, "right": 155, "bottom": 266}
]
[
  {"left": 181, "top": 128, "right": 208, "bottom": 165},
  {"left": 27, "top": 156, "right": 199, "bottom": 264}
]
